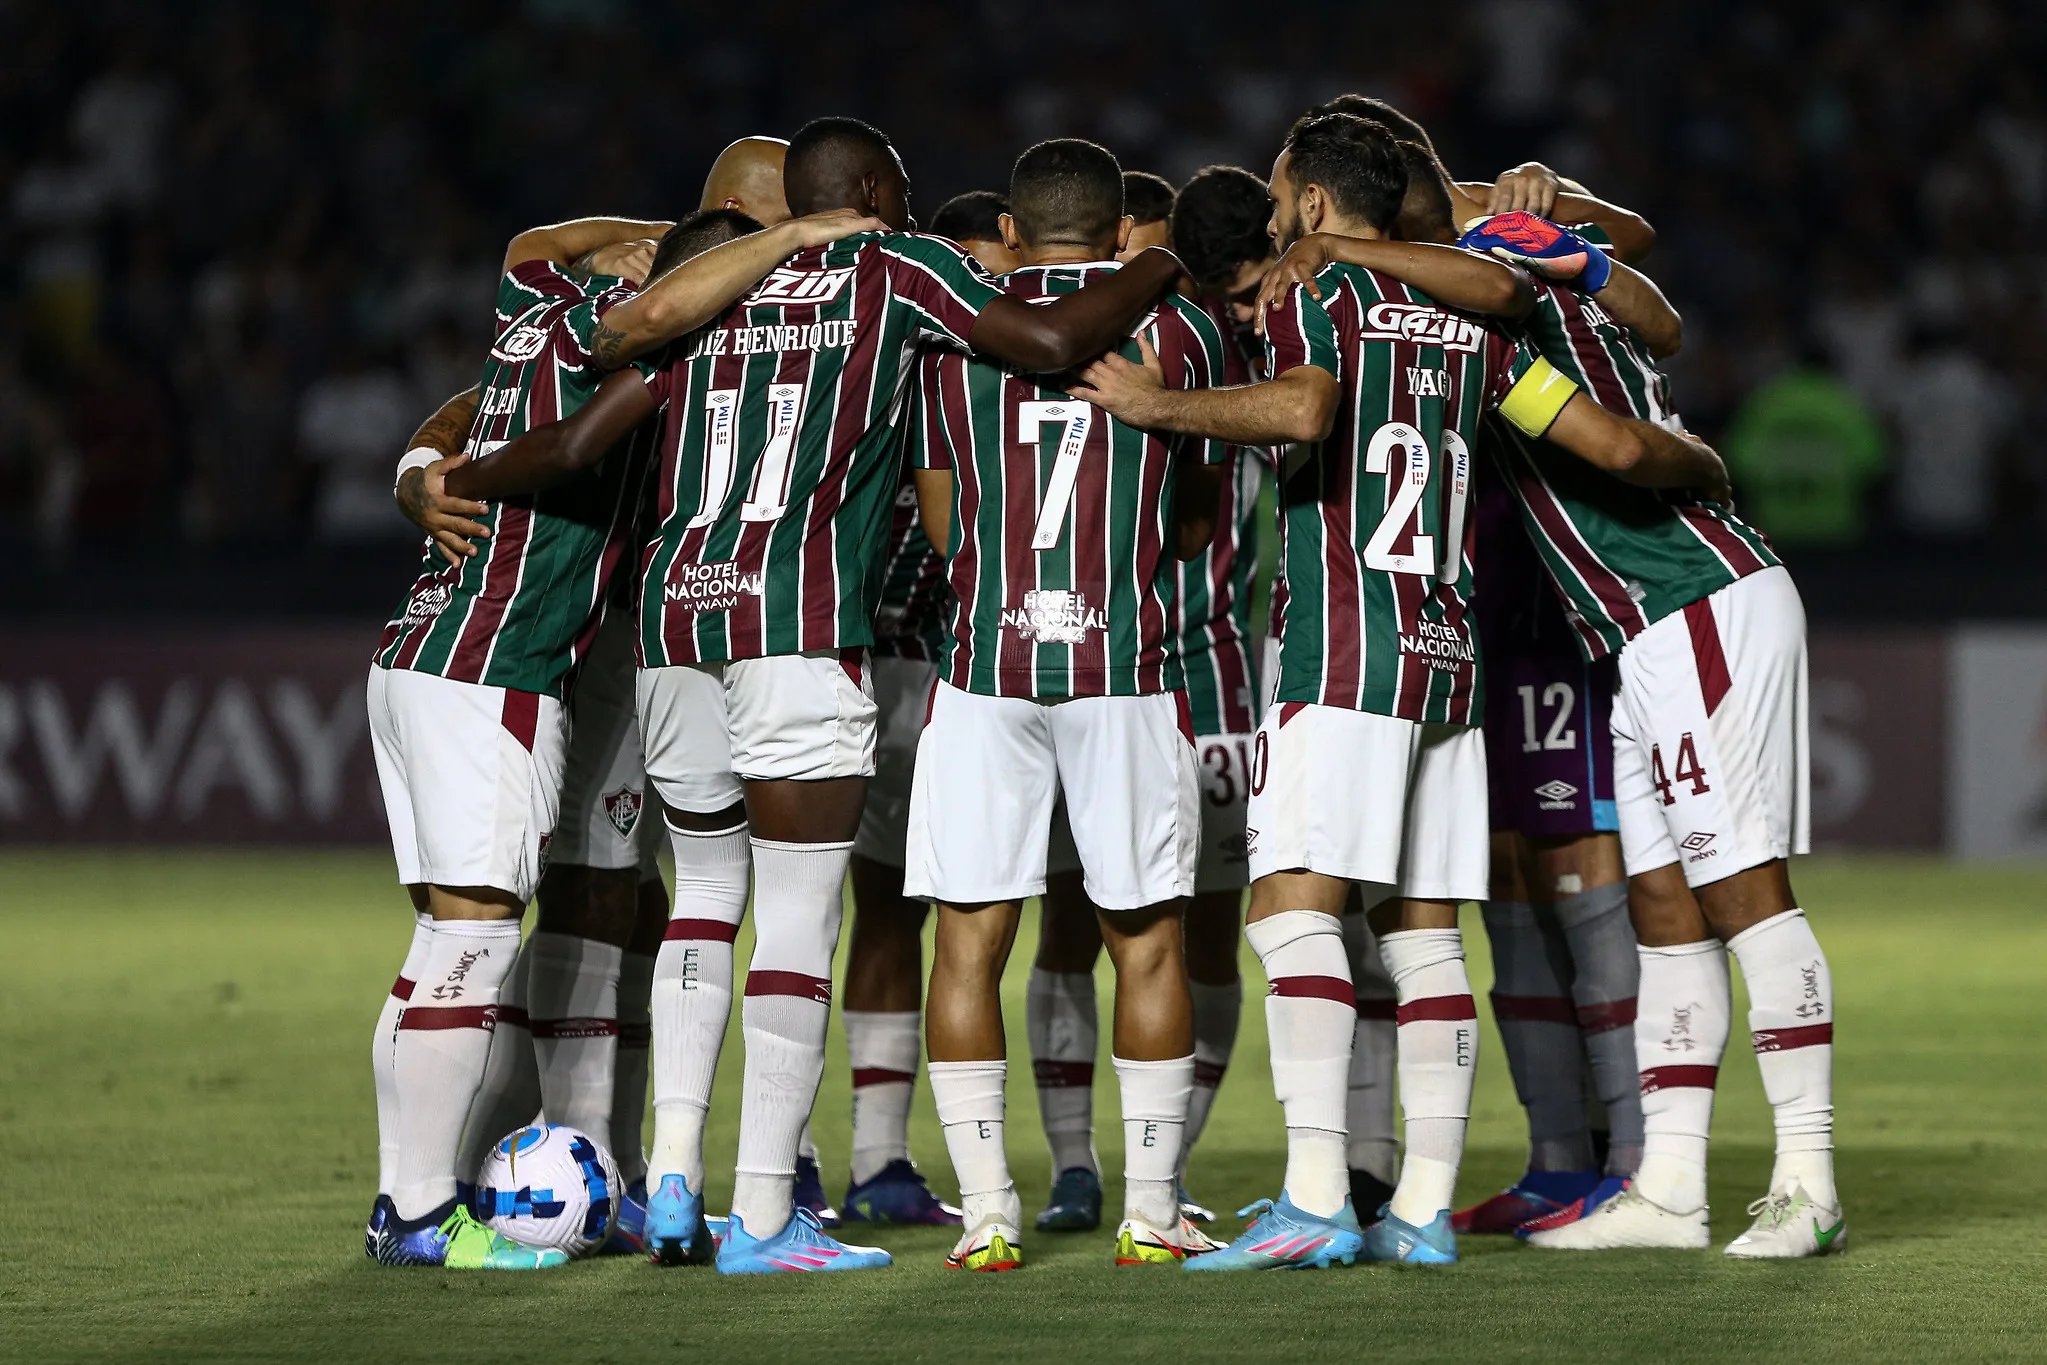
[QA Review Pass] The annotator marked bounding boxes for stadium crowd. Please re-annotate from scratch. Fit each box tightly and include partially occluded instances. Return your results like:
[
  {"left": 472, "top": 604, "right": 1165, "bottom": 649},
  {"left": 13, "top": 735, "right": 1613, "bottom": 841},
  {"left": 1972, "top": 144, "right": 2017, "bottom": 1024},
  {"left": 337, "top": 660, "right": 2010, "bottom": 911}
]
[{"left": 3, "top": 0, "right": 2045, "bottom": 561}]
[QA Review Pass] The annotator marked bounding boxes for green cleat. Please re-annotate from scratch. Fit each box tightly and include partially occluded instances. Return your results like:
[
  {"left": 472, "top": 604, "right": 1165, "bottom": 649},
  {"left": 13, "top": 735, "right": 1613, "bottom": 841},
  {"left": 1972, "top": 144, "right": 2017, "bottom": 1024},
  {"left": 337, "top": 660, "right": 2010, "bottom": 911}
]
[{"left": 440, "top": 1206, "right": 571, "bottom": 1270}]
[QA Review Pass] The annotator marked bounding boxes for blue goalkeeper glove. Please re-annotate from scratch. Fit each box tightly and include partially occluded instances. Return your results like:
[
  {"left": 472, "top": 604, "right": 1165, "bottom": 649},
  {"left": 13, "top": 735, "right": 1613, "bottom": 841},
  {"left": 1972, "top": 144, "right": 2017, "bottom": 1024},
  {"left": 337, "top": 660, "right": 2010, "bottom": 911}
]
[{"left": 1457, "top": 212, "right": 1613, "bottom": 292}]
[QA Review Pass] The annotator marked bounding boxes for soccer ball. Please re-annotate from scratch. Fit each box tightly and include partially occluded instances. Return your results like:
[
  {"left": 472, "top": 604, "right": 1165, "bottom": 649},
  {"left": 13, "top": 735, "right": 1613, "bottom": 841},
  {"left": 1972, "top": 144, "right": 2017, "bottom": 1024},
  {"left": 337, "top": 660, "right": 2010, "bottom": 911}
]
[{"left": 478, "top": 1124, "right": 622, "bottom": 1257}]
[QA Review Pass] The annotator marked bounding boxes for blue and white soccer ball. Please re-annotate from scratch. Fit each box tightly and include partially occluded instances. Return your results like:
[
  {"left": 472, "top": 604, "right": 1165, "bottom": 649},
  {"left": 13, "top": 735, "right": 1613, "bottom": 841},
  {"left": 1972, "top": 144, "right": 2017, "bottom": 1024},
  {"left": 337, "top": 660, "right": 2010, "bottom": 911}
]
[{"left": 479, "top": 1123, "right": 622, "bottom": 1257}]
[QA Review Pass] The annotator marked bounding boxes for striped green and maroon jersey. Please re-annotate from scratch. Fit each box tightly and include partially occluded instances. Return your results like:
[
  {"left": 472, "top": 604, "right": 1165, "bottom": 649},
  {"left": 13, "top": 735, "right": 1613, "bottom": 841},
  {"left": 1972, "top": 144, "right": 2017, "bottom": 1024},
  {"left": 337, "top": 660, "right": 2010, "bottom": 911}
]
[
  {"left": 913, "top": 262, "right": 1228, "bottom": 698},
  {"left": 870, "top": 470, "right": 950, "bottom": 662},
  {"left": 1263, "top": 265, "right": 1568, "bottom": 723},
  {"left": 635, "top": 231, "right": 1004, "bottom": 667},
  {"left": 1491, "top": 278, "right": 1779, "bottom": 661},
  {"left": 375, "top": 262, "right": 653, "bottom": 698},
  {"left": 1169, "top": 301, "right": 1268, "bottom": 735}
]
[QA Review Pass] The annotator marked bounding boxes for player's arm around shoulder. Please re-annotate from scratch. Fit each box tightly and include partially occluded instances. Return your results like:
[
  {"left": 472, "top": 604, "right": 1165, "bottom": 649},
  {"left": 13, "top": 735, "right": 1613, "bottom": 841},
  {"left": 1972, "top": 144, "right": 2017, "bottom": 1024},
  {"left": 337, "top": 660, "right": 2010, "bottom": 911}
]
[
  {"left": 442, "top": 367, "right": 661, "bottom": 502},
  {"left": 395, "top": 386, "right": 490, "bottom": 565},
  {"left": 1156, "top": 299, "right": 1227, "bottom": 560},
  {"left": 1509, "top": 361, "right": 1730, "bottom": 501}
]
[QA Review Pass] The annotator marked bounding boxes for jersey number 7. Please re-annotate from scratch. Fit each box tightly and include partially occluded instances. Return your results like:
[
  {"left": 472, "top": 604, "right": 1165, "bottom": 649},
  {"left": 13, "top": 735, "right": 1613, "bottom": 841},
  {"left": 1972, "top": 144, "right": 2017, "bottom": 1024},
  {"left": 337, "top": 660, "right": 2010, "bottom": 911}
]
[{"left": 1018, "top": 399, "right": 1096, "bottom": 551}]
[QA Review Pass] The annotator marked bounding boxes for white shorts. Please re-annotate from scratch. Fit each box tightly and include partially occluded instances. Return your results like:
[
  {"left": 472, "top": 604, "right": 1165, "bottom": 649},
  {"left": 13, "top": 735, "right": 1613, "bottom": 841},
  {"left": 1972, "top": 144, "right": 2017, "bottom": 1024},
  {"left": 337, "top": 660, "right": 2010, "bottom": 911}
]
[
  {"left": 637, "top": 649, "right": 876, "bottom": 815},
  {"left": 1612, "top": 566, "right": 1810, "bottom": 889},
  {"left": 1191, "top": 732, "right": 1255, "bottom": 893},
  {"left": 1245, "top": 702, "right": 1489, "bottom": 902},
  {"left": 851, "top": 655, "right": 939, "bottom": 868},
  {"left": 367, "top": 665, "right": 567, "bottom": 902},
  {"left": 905, "top": 682, "right": 1200, "bottom": 911},
  {"left": 552, "top": 611, "right": 664, "bottom": 876}
]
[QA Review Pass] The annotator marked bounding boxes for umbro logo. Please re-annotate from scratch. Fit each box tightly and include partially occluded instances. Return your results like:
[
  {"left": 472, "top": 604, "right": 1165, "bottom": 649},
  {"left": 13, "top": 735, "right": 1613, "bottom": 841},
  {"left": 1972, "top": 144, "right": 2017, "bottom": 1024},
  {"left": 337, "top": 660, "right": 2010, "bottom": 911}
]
[
  {"left": 1680, "top": 831, "right": 1716, "bottom": 852},
  {"left": 1534, "top": 779, "right": 1579, "bottom": 809}
]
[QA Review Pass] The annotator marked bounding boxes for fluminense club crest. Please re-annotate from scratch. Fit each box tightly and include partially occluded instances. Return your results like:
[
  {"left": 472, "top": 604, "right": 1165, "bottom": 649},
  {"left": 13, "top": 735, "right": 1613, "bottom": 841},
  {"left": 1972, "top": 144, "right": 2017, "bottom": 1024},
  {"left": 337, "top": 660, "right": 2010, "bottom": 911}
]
[{"left": 603, "top": 787, "right": 644, "bottom": 839}]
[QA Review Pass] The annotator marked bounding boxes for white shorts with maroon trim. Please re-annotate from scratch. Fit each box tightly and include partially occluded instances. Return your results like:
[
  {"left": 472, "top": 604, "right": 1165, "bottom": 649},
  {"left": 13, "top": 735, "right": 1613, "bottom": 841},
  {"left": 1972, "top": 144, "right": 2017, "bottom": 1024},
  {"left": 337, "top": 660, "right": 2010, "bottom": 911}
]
[
  {"left": 637, "top": 649, "right": 876, "bottom": 814},
  {"left": 905, "top": 682, "right": 1199, "bottom": 911},
  {"left": 367, "top": 665, "right": 567, "bottom": 902},
  {"left": 1612, "top": 565, "right": 1810, "bottom": 889},
  {"left": 1245, "top": 702, "right": 1488, "bottom": 902},
  {"left": 552, "top": 610, "right": 663, "bottom": 875},
  {"left": 851, "top": 655, "right": 939, "bottom": 868}
]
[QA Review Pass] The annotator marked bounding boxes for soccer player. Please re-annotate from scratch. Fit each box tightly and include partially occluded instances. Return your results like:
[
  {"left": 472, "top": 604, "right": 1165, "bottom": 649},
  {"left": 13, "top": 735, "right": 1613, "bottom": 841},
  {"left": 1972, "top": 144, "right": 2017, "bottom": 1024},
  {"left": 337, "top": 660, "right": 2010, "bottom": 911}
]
[
  {"left": 702, "top": 135, "right": 793, "bottom": 224},
  {"left": 363, "top": 204, "right": 878, "bottom": 1270},
  {"left": 1119, "top": 171, "right": 1176, "bottom": 258},
  {"left": 438, "top": 115, "right": 1185, "bottom": 1274},
  {"left": 903, "top": 137, "right": 1228, "bottom": 1272},
  {"left": 1074, "top": 112, "right": 1729, "bottom": 1271},
  {"left": 930, "top": 190, "right": 1022, "bottom": 275}
]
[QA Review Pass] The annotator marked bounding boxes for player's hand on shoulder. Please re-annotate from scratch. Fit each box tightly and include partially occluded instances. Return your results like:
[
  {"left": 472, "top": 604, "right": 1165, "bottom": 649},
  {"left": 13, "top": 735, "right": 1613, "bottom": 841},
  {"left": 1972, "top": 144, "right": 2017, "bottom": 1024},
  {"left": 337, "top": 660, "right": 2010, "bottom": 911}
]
[
  {"left": 398, "top": 452, "right": 492, "bottom": 566},
  {"left": 588, "top": 237, "right": 659, "bottom": 285},
  {"left": 1457, "top": 213, "right": 1612, "bottom": 291},
  {"left": 1255, "top": 235, "right": 1338, "bottom": 336},
  {"left": 1488, "top": 162, "right": 1562, "bottom": 218},
  {"left": 1070, "top": 334, "right": 1167, "bottom": 426},
  {"left": 788, "top": 208, "right": 889, "bottom": 248},
  {"left": 1693, "top": 441, "right": 1735, "bottom": 508}
]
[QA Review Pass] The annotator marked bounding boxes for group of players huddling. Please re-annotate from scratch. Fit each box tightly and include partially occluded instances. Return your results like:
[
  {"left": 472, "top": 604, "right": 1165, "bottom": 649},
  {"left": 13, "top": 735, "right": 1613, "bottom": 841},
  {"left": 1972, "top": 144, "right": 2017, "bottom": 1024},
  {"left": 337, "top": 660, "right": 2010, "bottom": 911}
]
[{"left": 363, "top": 96, "right": 1842, "bottom": 1276}]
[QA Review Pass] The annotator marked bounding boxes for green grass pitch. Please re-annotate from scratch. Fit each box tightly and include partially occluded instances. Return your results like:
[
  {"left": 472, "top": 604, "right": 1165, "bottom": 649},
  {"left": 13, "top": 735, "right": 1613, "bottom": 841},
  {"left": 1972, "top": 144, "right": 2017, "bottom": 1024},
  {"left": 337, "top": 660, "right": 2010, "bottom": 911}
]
[{"left": 2, "top": 851, "right": 2043, "bottom": 1364}]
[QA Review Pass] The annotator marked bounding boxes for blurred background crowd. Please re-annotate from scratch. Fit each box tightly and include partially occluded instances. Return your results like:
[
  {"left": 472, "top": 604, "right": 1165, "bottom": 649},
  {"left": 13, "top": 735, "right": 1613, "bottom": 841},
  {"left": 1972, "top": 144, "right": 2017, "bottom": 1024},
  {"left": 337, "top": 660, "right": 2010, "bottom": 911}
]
[{"left": 4, "top": 0, "right": 2044, "bottom": 615}]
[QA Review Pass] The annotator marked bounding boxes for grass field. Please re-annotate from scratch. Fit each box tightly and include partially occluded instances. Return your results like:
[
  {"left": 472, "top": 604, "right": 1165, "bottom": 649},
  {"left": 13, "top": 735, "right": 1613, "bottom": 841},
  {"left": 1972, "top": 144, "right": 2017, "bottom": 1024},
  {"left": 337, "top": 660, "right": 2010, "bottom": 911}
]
[{"left": 2, "top": 851, "right": 2044, "bottom": 1364}]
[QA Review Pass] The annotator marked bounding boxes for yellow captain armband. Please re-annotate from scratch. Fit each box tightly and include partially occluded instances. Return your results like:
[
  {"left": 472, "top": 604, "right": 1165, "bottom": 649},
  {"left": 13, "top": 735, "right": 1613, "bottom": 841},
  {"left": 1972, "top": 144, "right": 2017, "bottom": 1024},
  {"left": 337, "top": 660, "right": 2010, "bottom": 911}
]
[{"left": 1498, "top": 357, "right": 1579, "bottom": 438}]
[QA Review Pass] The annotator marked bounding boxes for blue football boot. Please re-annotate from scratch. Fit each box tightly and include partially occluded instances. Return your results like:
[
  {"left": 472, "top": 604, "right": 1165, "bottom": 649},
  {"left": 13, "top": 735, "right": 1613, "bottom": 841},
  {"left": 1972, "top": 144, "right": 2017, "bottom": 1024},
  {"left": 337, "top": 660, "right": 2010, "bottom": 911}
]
[
  {"left": 842, "top": 1159, "right": 963, "bottom": 1226},
  {"left": 1515, "top": 1174, "right": 1631, "bottom": 1239},
  {"left": 644, "top": 1173, "right": 715, "bottom": 1266},
  {"left": 1455, "top": 1169, "right": 1601, "bottom": 1234},
  {"left": 370, "top": 1199, "right": 567, "bottom": 1269},
  {"left": 1184, "top": 1195, "right": 1365, "bottom": 1271},
  {"left": 364, "top": 1194, "right": 395, "bottom": 1260},
  {"left": 1361, "top": 1206, "right": 1459, "bottom": 1264},
  {"left": 1036, "top": 1167, "right": 1103, "bottom": 1232},
  {"left": 715, "top": 1208, "right": 892, "bottom": 1275},
  {"left": 794, "top": 1154, "right": 841, "bottom": 1227},
  {"left": 601, "top": 1177, "right": 648, "bottom": 1256}
]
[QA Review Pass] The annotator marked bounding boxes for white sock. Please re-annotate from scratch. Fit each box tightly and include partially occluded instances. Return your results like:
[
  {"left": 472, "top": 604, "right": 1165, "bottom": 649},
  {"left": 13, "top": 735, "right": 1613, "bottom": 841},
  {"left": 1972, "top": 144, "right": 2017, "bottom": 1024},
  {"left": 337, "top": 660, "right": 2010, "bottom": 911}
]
[
  {"left": 1245, "top": 911, "right": 1351, "bottom": 1219},
  {"left": 1182, "top": 979, "right": 1240, "bottom": 1172},
  {"left": 730, "top": 837, "right": 850, "bottom": 1240},
  {"left": 612, "top": 950, "right": 654, "bottom": 1184},
  {"left": 1114, "top": 1054, "right": 1194, "bottom": 1226},
  {"left": 374, "top": 911, "right": 434, "bottom": 1196},
  {"left": 1728, "top": 909, "right": 1836, "bottom": 1208},
  {"left": 1554, "top": 881, "right": 1644, "bottom": 1176},
  {"left": 798, "top": 1121, "right": 820, "bottom": 1165},
  {"left": 1634, "top": 938, "right": 1730, "bottom": 1215},
  {"left": 1342, "top": 913, "right": 1399, "bottom": 1185},
  {"left": 392, "top": 917, "right": 523, "bottom": 1220},
  {"left": 527, "top": 930, "right": 623, "bottom": 1153},
  {"left": 1027, "top": 968, "right": 1099, "bottom": 1178},
  {"left": 846, "top": 1010, "right": 921, "bottom": 1184},
  {"left": 1380, "top": 927, "right": 1477, "bottom": 1227},
  {"left": 454, "top": 934, "right": 540, "bottom": 1188},
  {"left": 648, "top": 820, "right": 749, "bottom": 1195},
  {"left": 1481, "top": 900, "right": 1593, "bottom": 1172},
  {"left": 930, "top": 1058, "right": 1019, "bottom": 1229}
]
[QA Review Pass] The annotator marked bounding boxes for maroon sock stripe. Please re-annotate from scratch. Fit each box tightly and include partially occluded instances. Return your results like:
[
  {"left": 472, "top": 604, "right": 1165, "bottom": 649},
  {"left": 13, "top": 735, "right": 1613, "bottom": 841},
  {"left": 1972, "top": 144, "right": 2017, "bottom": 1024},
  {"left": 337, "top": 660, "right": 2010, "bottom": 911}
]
[
  {"left": 852, "top": 1067, "right": 915, "bottom": 1089},
  {"left": 1490, "top": 993, "right": 1577, "bottom": 1025},
  {"left": 744, "top": 970, "right": 832, "bottom": 1003},
  {"left": 1753, "top": 1022, "right": 1833, "bottom": 1053},
  {"left": 530, "top": 1017, "right": 620, "bottom": 1040},
  {"left": 1032, "top": 1059, "right": 1094, "bottom": 1088},
  {"left": 1640, "top": 1063, "right": 1719, "bottom": 1094},
  {"left": 617, "top": 1022, "right": 651, "bottom": 1047},
  {"left": 495, "top": 1005, "right": 531, "bottom": 1030},
  {"left": 1576, "top": 997, "right": 1638, "bottom": 1034},
  {"left": 500, "top": 688, "right": 540, "bottom": 751},
  {"left": 1682, "top": 599, "right": 1733, "bottom": 716},
  {"left": 1398, "top": 993, "right": 1479, "bottom": 1025},
  {"left": 1193, "top": 1059, "right": 1227, "bottom": 1087},
  {"left": 1354, "top": 996, "right": 1396, "bottom": 1020},
  {"left": 664, "top": 917, "right": 740, "bottom": 943},
  {"left": 390, "top": 975, "right": 416, "bottom": 1002},
  {"left": 398, "top": 1004, "right": 498, "bottom": 1032},
  {"left": 1270, "top": 975, "right": 1354, "bottom": 1006}
]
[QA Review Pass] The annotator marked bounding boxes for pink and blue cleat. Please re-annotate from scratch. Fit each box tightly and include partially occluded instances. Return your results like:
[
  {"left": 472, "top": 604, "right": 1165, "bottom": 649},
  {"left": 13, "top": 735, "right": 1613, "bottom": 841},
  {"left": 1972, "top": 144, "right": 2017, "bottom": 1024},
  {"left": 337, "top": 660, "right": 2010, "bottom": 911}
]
[
  {"left": 645, "top": 1174, "right": 715, "bottom": 1266},
  {"left": 1183, "top": 1195, "right": 1365, "bottom": 1271},
  {"left": 1361, "top": 1207, "right": 1459, "bottom": 1264},
  {"left": 715, "top": 1207, "right": 893, "bottom": 1275},
  {"left": 1454, "top": 1169, "right": 1602, "bottom": 1234}
]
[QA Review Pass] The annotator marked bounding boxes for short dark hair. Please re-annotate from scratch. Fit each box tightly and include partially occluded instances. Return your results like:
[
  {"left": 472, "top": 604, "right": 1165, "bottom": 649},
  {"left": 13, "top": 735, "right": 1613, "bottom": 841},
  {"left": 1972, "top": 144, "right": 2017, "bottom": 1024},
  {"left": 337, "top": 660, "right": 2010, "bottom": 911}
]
[
  {"left": 1122, "top": 171, "right": 1176, "bottom": 227},
  {"left": 1283, "top": 113, "right": 1408, "bottom": 232},
  {"left": 929, "top": 190, "right": 1010, "bottom": 245},
  {"left": 1310, "top": 94, "right": 1434, "bottom": 156},
  {"left": 1009, "top": 138, "right": 1124, "bottom": 248},
  {"left": 785, "top": 116, "right": 897, "bottom": 216},
  {"left": 1171, "top": 165, "right": 1274, "bottom": 290},
  {"left": 1394, "top": 141, "right": 1457, "bottom": 243},
  {"left": 649, "top": 208, "right": 764, "bottom": 279}
]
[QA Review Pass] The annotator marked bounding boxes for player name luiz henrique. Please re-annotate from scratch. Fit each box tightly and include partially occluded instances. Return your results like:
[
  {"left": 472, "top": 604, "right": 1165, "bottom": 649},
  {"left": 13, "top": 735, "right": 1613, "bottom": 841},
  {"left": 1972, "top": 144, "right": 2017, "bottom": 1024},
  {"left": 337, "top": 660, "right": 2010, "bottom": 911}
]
[
  {"left": 686, "top": 318, "right": 859, "bottom": 359},
  {"left": 1399, "top": 618, "right": 1476, "bottom": 667}
]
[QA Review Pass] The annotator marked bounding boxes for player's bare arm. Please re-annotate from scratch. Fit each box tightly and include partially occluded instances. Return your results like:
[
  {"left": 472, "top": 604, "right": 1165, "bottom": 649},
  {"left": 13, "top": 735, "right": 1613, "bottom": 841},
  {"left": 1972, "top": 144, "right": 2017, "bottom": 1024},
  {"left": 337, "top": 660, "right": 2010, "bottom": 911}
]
[
  {"left": 584, "top": 208, "right": 886, "bottom": 369},
  {"left": 965, "top": 245, "right": 1184, "bottom": 373},
  {"left": 394, "top": 386, "right": 490, "bottom": 565},
  {"left": 1253, "top": 234, "right": 1536, "bottom": 331},
  {"left": 1074, "top": 336, "right": 1339, "bottom": 447},
  {"left": 442, "top": 369, "right": 655, "bottom": 501},
  {"left": 571, "top": 237, "right": 659, "bottom": 285},
  {"left": 1541, "top": 392, "right": 1731, "bottom": 501},
  {"left": 911, "top": 467, "right": 953, "bottom": 552},
  {"left": 1590, "top": 259, "right": 1683, "bottom": 358},
  {"left": 503, "top": 216, "right": 674, "bottom": 273}
]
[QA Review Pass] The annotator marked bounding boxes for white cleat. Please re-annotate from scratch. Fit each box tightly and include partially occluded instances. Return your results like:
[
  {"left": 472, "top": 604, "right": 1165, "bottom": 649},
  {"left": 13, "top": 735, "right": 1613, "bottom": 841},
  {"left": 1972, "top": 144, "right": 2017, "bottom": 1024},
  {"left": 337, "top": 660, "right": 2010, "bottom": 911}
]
[
  {"left": 1724, "top": 1183, "right": 1847, "bottom": 1259},
  {"left": 1523, "top": 1185, "right": 1709, "bottom": 1250},
  {"left": 1115, "top": 1213, "right": 1225, "bottom": 1265},
  {"left": 945, "top": 1215, "right": 1024, "bottom": 1272}
]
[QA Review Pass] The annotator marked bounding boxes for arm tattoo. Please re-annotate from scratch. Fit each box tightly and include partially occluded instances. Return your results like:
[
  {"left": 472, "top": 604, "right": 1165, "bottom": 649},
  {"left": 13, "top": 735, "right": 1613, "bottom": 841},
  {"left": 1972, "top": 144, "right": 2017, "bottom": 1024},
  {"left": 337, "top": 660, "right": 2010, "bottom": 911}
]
[
  {"left": 589, "top": 319, "right": 629, "bottom": 369},
  {"left": 411, "top": 388, "right": 479, "bottom": 456},
  {"left": 396, "top": 469, "right": 430, "bottom": 527}
]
